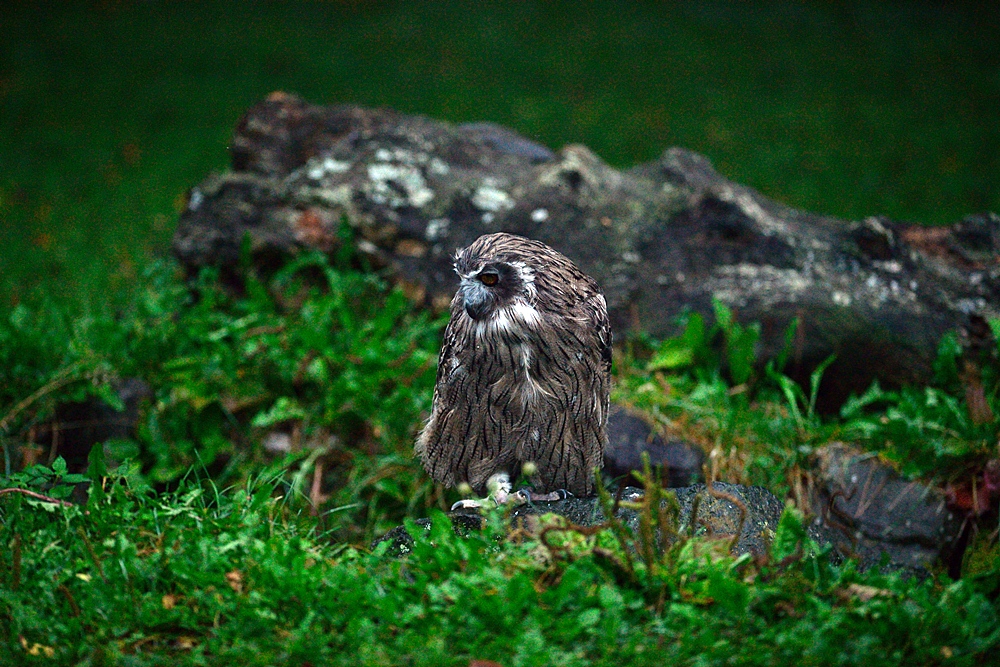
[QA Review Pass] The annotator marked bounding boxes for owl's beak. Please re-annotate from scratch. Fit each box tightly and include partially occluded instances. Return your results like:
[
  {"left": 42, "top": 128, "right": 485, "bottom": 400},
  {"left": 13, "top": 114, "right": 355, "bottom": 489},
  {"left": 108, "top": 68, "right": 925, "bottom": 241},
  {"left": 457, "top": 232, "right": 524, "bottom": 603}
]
[{"left": 460, "top": 279, "right": 491, "bottom": 321}]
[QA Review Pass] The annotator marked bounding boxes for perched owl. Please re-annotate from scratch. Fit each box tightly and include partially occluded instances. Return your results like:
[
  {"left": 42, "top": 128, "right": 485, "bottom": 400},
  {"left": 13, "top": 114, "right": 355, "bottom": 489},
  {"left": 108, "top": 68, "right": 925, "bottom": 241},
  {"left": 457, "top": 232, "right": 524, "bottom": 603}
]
[{"left": 415, "top": 232, "right": 612, "bottom": 500}]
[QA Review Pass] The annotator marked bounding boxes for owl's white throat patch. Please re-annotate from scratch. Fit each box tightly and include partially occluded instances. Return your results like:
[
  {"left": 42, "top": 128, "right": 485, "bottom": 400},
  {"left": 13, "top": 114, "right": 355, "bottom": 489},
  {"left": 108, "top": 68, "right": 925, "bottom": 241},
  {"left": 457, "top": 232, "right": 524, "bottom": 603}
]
[
  {"left": 474, "top": 300, "right": 542, "bottom": 338},
  {"left": 498, "top": 300, "right": 542, "bottom": 331}
]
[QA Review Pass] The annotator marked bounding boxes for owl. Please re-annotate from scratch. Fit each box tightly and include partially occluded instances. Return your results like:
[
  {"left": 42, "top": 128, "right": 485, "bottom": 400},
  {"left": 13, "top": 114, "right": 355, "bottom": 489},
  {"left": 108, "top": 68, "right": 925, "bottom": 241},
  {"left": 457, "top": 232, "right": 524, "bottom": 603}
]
[{"left": 415, "top": 232, "right": 612, "bottom": 500}]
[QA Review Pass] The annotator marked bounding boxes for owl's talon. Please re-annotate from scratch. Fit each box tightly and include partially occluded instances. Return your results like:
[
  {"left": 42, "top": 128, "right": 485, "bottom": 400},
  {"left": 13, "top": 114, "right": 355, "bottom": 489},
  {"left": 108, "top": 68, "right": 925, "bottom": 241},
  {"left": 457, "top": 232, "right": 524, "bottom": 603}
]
[
  {"left": 451, "top": 498, "right": 486, "bottom": 510},
  {"left": 525, "top": 488, "right": 573, "bottom": 502},
  {"left": 508, "top": 490, "right": 531, "bottom": 505},
  {"left": 450, "top": 486, "right": 531, "bottom": 511}
]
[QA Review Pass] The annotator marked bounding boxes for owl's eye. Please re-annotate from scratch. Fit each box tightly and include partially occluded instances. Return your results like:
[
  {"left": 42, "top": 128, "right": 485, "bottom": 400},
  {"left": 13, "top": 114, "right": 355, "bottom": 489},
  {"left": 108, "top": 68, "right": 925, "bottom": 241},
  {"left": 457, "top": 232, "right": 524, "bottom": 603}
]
[{"left": 479, "top": 272, "right": 499, "bottom": 287}]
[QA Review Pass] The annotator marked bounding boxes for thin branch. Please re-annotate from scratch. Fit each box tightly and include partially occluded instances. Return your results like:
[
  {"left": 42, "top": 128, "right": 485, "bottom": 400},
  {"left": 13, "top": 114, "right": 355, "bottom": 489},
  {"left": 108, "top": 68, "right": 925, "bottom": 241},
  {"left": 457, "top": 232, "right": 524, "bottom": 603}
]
[{"left": 0, "top": 487, "right": 75, "bottom": 507}]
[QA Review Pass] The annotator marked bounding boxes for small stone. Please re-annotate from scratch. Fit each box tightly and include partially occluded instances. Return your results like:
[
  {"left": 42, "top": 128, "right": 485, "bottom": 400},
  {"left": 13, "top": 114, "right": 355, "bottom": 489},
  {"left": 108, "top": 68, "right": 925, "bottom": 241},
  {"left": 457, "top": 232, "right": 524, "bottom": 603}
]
[
  {"left": 263, "top": 431, "right": 292, "bottom": 454},
  {"left": 808, "top": 442, "right": 964, "bottom": 572}
]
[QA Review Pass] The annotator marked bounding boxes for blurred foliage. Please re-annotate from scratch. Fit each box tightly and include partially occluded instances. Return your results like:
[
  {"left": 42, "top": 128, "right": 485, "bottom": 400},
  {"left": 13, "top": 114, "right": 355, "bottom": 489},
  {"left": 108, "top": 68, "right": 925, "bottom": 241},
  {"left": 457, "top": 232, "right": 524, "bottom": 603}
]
[{"left": 2, "top": 0, "right": 998, "bottom": 307}]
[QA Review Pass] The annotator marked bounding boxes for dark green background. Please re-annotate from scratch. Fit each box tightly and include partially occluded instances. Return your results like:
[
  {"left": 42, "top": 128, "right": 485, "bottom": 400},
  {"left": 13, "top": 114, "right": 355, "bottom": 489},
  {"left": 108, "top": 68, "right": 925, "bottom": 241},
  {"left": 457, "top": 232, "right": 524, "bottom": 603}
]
[{"left": 2, "top": 0, "right": 997, "bottom": 306}]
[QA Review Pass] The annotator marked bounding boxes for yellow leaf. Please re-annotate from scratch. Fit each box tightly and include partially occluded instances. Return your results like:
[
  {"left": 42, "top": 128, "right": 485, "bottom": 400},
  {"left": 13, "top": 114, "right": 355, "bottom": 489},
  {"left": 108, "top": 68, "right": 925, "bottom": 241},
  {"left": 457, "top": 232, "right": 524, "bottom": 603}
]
[
  {"left": 20, "top": 636, "right": 55, "bottom": 658},
  {"left": 176, "top": 636, "right": 198, "bottom": 650}
]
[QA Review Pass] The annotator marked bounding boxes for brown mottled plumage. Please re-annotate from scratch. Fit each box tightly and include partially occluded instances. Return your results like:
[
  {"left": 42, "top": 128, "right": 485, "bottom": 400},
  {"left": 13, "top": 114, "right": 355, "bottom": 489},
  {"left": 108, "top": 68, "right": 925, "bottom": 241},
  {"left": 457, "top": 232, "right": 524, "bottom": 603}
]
[{"left": 415, "top": 232, "right": 612, "bottom": 497}]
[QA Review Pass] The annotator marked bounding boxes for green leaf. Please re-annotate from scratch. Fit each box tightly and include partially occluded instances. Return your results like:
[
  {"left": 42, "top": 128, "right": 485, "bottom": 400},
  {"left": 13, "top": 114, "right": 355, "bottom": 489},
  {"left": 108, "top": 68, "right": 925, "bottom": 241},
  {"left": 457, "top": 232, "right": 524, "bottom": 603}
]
[
  {"left": 648, "top": 339, "right": 695, "bottom": 371},
  {"left": 578, "top": 608, "right": 601, "bottom": 628},
  {"left": 51, "top": 456, "right": 68, "bottom": 476},
  {"left": 772, "top": 503, "right": 808, "bottom": 562},
  {"left": 252, "top": 397, "right": 306, "bottom": 428}
]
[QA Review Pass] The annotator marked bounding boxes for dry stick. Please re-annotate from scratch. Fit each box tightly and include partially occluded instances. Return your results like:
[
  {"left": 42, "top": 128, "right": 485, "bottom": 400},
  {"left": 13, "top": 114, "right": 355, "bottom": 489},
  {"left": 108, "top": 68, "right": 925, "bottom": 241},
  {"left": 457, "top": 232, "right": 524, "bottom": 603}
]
[
  {"left": 385, "top": 340, "right": 418, "bottom": 369},
  {"left": 292, "top": 349, "right": 318, "bottom": 386},
  {"left": 0, "top": 488, "right": 75, "bottom": 507},
  {"left": 637, "top": 456, "right": 659, "bottom": 574},
  {"left": 47, "top": 420, "right": 60, "bottom": 465},
  {"left": 11, "top": 534, "right": 21, "bottom": 591},
  {"left": 58, "top": 584, "right": 81, "bottom": 617},
  {"left": 77, "top": 527, "right": 108, "bottom": 585},
  {"left": 309, "top": 459, "right": 326, "bottom": 515},
  {"left": 826, "top": 488, "right": 861, "bottom": 555},
  {"left": 595, "top": 472, "right": 637, "bottom": 578},
  {"left": 401, "top": 354, "right": 435, "bottom": 388}
]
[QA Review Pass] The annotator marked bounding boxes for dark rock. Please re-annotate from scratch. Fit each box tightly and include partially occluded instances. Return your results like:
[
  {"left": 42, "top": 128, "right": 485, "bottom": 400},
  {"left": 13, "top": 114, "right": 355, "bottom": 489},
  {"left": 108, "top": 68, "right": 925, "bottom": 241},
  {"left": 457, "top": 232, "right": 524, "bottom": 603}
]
[
  {"left": 808, "top": 442, "right": 964, "bottom": 573},
  {"left": 174, "top": 93, "right": 1000, "bottom": 407},
  {"left": 604, "top": 405, "right": 705, "bottom": 487},
  {"left": 372, "top": 482, "right": 785, "bottom": 558},
  {"left": 31, "top": 378, "right": 152, "bottom": 473}
]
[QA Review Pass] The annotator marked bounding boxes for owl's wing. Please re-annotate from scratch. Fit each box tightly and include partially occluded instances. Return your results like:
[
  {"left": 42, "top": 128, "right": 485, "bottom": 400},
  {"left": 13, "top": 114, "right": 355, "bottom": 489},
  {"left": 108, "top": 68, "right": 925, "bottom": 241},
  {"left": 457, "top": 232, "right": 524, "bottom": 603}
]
[
  {"left": 433, "top": 308, "right": 462, "bottom": 390},
  {"left": 587, "top": 292, "right": 613, "bottom": 376}
]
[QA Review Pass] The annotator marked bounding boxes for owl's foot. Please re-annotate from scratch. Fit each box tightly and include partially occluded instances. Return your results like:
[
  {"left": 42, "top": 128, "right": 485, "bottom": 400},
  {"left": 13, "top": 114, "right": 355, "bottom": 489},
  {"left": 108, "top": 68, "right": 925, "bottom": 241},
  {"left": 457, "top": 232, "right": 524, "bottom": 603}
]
[
  {"left": 449, "top": 475, "right": 574, "bottom": 510},
  {"left": 449, "top": 492, "right": 527, "bottom": 510},
  {"left": 450, "top": 472, "right": 527, "bottom": 510}
]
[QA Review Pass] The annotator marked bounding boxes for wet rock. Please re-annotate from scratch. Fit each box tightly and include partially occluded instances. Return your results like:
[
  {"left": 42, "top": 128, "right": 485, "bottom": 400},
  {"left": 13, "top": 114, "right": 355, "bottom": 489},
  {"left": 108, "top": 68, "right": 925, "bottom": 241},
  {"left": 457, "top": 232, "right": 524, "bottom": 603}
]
[
  {"left": 604, "top": 405, "right": 705, "bottom": 487},
  {"left": 373, "top": 482, "right": 785, "bottom": 558},
  {"left": 808, "top": 442, "right": 965, "bottom": 572},
  {"left": 175, "top": 93, "right": 1000, "bottom": 407},
  {"left": 29, "top": 378, "right": 152, "bottom": 473}
]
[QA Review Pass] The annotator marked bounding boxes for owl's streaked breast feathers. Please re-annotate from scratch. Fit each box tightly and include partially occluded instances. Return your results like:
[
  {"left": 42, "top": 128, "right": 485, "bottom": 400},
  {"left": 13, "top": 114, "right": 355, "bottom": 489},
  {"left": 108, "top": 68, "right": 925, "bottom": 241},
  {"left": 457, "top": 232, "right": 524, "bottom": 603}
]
[{"left": 415, "top": 232, "right": 611, "bottom": 497}]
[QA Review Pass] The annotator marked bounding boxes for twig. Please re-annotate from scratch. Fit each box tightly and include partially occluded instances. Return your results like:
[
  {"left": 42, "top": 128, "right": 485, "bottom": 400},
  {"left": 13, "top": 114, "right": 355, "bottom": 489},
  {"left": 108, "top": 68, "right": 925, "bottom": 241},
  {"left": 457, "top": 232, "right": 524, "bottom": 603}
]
[
  {"left": 309, "top": 459, "right": 327, "bottom": 515},
  {"left": 77, "top": 527, "right": 108, "bottom": 585},
  {"left": 0, "top": 488, "right": 75, "bottom": 507},
  {"left": 11, "top": 534, "right": 21, "bottom": 591},
  {"left": 58, "top": 584, "right": 81, "bottom": 617},
  {"left": 47, "top": 420, "right": 60, "bottom": 465},
  {"left": 386, "top": 340, "right": 418, "bottom": 369}
]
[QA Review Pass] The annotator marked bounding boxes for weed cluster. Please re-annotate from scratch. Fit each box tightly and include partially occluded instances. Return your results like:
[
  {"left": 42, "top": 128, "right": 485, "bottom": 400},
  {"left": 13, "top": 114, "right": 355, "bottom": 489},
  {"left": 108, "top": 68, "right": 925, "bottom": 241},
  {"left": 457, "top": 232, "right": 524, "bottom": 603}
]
[
  {"left": 1, "top": 462, "right": 997, "bottom": 665},
  {"left": 1, "top": 243, "right": 444, "bottom": 542},
  {"left": 618, "top": 303, "right": 1000, "bottom": 494}
]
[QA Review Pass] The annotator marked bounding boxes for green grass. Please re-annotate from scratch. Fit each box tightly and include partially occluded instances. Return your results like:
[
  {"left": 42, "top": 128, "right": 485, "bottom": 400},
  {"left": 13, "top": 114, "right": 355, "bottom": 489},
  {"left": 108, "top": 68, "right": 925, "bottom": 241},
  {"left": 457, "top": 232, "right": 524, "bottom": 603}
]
[
  {"left": 0, "top": 250, "right": 996, "bottom": 665},
  {"left": 0, "top": 244, "right": 448, "bottom": 543},
  {"left": 2, "top": 0, "right": 998, "bottom": 306},
  {"left": 0, "top": 217, "right": 998, "bottom": 666},
  {"left": 1, "top": 465, "right": 997, "bottom": 666}
]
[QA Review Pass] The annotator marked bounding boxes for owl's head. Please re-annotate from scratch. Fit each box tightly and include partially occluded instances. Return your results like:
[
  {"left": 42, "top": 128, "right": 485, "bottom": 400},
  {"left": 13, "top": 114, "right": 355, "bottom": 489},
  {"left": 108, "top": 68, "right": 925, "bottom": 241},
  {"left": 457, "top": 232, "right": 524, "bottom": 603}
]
[{"left": 453, "top": 233, "right": 540, "bottom": 322}]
